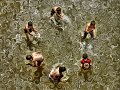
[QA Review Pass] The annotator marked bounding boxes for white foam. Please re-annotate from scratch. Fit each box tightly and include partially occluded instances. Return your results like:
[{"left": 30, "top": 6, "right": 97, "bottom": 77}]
[
  {"left": 15, "top": 34, "right": 22, "bottom": 44},
  {"left": 62, "top": 15, "right": 71, "bottom": 25}
]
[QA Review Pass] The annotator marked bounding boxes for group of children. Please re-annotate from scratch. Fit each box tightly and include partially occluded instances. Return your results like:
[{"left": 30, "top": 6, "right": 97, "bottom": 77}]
[{"left": 24, "top": 6, "right": 96, "bottom": 84}]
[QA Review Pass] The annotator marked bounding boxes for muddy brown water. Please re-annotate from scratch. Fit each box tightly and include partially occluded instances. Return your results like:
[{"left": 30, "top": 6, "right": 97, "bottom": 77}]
[{"left": 0, "top": 0, "right": 120, "bottom": 90}]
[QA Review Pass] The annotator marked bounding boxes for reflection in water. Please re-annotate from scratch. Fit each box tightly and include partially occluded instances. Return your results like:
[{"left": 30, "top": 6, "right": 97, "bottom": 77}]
[
  {"left": 79, "top": 66, "right": 93, "bottom": 82},
  {"left": 33, "top": 66, "right": 44, "bottom": 84}
]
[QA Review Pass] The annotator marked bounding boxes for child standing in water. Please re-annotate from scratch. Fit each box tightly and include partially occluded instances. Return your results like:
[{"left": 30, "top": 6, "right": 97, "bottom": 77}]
[
  {"left": 82, "top": 20, "right": 97, "bottom": 40},
  {"left": 50, "top": 6, "right": 64, "bottom": 32},
  {"left": 26, "top": 52, "right": 44, "bottom": 67},
  {"left": 24, "top": 21, "right": 41, "bottom": 50},
  {"left": 80, "top": 53, "right": 92, "bottom": 81},
  {"left": 24, "top": 21, "right": 37, "bottom": 42},
  {"left": 50, "top": 6, "right": 71, "bottom": 32},
  {"left": 49, "top": 64, "right": 66, "bottom": 84},
  {"left": 50, "top": 6, "right": 64, "bottom": 20}
]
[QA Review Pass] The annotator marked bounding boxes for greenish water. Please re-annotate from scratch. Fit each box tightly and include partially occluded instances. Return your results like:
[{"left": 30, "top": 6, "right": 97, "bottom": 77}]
[{"left": 0, "top": 0, "right": 120, "bottom": 90}]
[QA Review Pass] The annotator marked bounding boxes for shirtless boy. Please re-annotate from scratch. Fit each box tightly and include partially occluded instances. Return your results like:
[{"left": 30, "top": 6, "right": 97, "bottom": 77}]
[
  {"left": 24, "top": 21, "right": 37, "bottom": 41},
  {"left": 82, "top": 20, "right": 96, "bottom": 40},
  {"left": 50, "top": 6, "right": 64, "bottom": 20},
  {"left": 49, "top": 65, "right": 66, "bottom": 83},
  {"left": 26, "top": 52, "right": 44, "bottom": 67}
]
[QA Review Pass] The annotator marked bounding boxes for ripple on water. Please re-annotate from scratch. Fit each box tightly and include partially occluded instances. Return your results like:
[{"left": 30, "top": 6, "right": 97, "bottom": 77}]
[
  {"left": 1, "top": 21, "right": 9, "bottom": 30},
  {"left": 82, "top": 1, "right": 90, "bottom": 10},
  {"left": 26, "top": 86, "right": 31, "bottom": 90},
  {"left": 27, "top": 75, "right": 33, "bottom": 82},
  {"left": 2, "top": 76, "right": 9, "bottom": 84},
  {"left": 0, "top": 84, "right": 7, "bottom": 90},
  {"left": 8, "top": 80, "right": 15, "bottom": 86},
  {"left": 2, "top": 63, "right": 9, "bottom": 70},
  {"left": 89, "top": 1, "right": 99, "bottom": 9}
]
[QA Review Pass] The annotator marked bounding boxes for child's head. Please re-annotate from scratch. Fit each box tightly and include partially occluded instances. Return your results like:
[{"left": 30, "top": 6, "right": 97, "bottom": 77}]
[
  {"left": 56, "top": 7, "right": 61, "bottom": 15},
  {"left": 28, "top": 21, "right": 33, "bottom": 26},
  {"left": 90, "top": 20, "right": 95, "bottom": 25},
  {"left": 26, "top": 55, "right": 32, "bottom": 60},
  {"left": 82, "top": 53, "right": 88, "bottom": 59},
  {"left": 59, "top": 67, "right": 66, "bottom": 73}
]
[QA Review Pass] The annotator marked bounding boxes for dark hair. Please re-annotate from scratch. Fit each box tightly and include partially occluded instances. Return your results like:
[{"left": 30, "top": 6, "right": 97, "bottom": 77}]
[
  {"left": 26, "top": 55, "right": 32, "bottom": 60},
  {"left": 82, "top": 53, "right": 88, "bottom": 59},
  {"left": 28, "top": 21, "right": 33, "bottom": 26},
  {"left": 59, "top": 67, "right": 66, "bottom": 73},
  {"left": 91, "top": 20, "right": 95, "bottom": 25},
  {"left": 56, "top": 7, "right": 61, "bottom": 11}
]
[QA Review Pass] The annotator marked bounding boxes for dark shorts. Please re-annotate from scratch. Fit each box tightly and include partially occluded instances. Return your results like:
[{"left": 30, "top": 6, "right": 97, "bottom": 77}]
[
  {"left": 82, "top": 30, "right": 94, "bottom": 39},
  {"left": 24, "top": 29, "right": 27, "bottom": 33},
  {"left": 49, "top": 75, "right": 59, "bottom": 85},
  {"left": 37, "top": 61, "right": 42, "bottom": 66},
  {"left": 81, "top": 65, "right": 92, "bottom": 71}
]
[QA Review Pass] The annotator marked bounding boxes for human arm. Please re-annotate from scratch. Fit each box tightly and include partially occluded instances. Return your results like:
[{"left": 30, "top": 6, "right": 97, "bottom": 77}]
[
  {"left": 56, "top": 73, "right": 63, "bottom": 81},
  {"left": 50, "top": 8, "right": 56, "bottom": 17},
  {"left": 24, "top": 28, "right": 31, "bottom": 41},
  {"left": 80, "top": 60, "right": 84, "bottom": 67},
  {"left": 28, "top": 31, "right": 34, "bottom": 36},
  {"left": 24, "top": 28, "right": 34, "bottom": 36},
  {"left": 56, "top": 13, "right": 64, "bottom": 19},
  {"left": 90, "top": 60, "right": 92, "bottom": 66},
  {"left": 26, "top": 60, "right": 36, "bottom": 67},
  {"left": 56, "top": 64, "right": 61, "bottom": 68},
  {"left": 85, "top": 24, "right": 89, "bottom": 33},
  {"left": 88, "top": 59, "right": 92, "bottom": 66},
  {"left": 93, "top": 25, "right": 97, "bottom": 38},
  {"left": 32, "top": 27, "right": 37, "bottom": 33}
]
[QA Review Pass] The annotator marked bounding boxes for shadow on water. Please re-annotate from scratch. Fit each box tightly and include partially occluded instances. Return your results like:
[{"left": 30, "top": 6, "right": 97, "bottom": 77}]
[
  {"left": 33, "top": 65, "right": 44, "bottom": 84},
  {"left": 25, "top": 39, "right": 39, "bottom": 51},
  {"left": 26, "top": 40, "right": 33, "bottom": 51},
  {"left": 79, "top": 66, "right": 93, "bottom": 82}
]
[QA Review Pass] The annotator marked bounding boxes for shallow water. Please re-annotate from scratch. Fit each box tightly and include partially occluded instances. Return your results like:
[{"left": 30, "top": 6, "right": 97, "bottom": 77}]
[{"left": 0, "top": 0, "right": 120, "bottom": 90}]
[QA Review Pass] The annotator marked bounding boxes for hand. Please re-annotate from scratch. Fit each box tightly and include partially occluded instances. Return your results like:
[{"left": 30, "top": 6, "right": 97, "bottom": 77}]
[
  {"left": 80, "top": 64, "right": 83, "bottom": 67},
  {"left": 56, "top": 13, "right": 62, "bottom": 19},
  {"left": 30, "top": 34, "right": 33, "bottom": 36},
  {"left": 94, "top": 35, "right": 96, "bottom": 39},
  {"left": 35, "top": 31, "right": 38, "bottom": 34},
  {"left": 85, "top": 30, "right": 89, "bottom": 33},
  {"left": 50, "top": 16, "right": 54, "bottom": 19},
  {"left": 26, "top": 63, "right": 32, "bottom": 66}
]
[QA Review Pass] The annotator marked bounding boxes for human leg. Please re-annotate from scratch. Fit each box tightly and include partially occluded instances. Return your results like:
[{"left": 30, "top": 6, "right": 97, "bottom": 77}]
[
  {"left": 82, "top": 31, "right": 88, "bottom": 39},
  {"left": 89, "top": 30, "right": 94, "bottom": 39}
]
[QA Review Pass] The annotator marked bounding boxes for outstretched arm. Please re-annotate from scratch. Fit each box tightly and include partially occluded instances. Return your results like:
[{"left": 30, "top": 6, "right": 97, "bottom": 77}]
[{"left": 33, "top": 28, "right": 37, "bottom": 33}]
